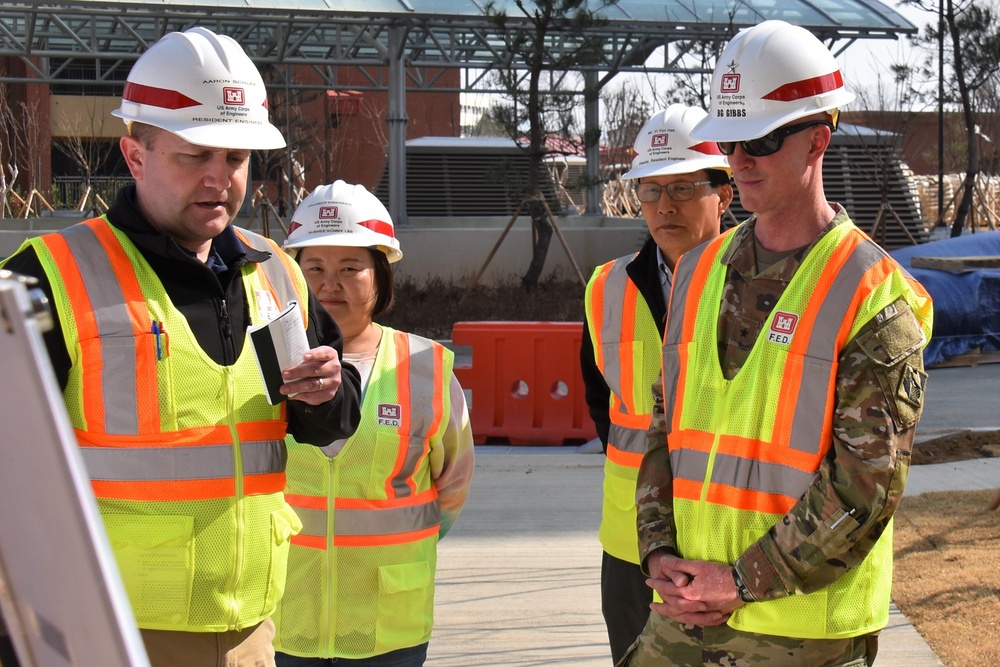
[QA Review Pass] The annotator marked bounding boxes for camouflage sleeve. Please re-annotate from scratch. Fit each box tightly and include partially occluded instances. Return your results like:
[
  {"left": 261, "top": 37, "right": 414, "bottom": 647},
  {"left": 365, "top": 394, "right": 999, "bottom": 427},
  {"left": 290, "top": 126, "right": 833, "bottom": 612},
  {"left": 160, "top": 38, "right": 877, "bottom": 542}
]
[
  {"left": 635, "top": 369, "right": 678, "bottom": 574},
  {"left": 736, "top": 297, "right": 928, "bottom": 599}
]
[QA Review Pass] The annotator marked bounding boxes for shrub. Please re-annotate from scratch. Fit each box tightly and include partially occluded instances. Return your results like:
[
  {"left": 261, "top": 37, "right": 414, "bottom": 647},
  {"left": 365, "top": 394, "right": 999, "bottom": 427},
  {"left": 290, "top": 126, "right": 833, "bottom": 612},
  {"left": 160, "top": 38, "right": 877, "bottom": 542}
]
[{"left": 379, "top": 274, "right": 587, "bottom": 340}]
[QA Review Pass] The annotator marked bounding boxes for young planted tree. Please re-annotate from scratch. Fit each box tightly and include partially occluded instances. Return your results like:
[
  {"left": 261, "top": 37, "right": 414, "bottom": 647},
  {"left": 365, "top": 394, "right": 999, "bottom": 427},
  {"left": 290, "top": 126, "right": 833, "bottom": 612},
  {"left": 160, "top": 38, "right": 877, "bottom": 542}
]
[
  {"left": 847, "top": 63, "right": 927, "bottom": 246},
  {"left": 904, "top": 0, "right": 1000, "bottom": 236},
  {"left": 256, "top": 66, "right": 339, "bottom": 220},
  {"left": 52, "top": 99, "right": 116, "bottom": 215},
  {"left": 0, "top": 83, "right": 19, "bottom": 218},
  {"left": 484, "top": 0, "right": 617, "bottom": 288},
  {"left": 600, "top": 80, "right": 651, "bottom": 216}
]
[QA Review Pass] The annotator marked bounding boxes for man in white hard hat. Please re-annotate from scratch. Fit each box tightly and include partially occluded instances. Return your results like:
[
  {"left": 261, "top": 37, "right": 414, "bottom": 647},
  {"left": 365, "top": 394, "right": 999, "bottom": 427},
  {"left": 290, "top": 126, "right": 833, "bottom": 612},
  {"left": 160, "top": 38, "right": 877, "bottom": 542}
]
[
  {"left": 2, "top": 27, "right": 361, "bottom": 667},
  {"left": 580, "top": 104, "right": 733, "bottom": 664},
  {"left": 620, "top": 21, "right": 933, "bottom": 667}
]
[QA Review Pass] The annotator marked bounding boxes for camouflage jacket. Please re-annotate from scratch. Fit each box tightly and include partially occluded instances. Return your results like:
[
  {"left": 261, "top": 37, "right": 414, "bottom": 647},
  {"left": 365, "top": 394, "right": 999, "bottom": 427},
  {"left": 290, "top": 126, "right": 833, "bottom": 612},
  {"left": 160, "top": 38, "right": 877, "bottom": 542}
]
[{"left": 636, "top": 207, "right": 929, "bottom": 601}]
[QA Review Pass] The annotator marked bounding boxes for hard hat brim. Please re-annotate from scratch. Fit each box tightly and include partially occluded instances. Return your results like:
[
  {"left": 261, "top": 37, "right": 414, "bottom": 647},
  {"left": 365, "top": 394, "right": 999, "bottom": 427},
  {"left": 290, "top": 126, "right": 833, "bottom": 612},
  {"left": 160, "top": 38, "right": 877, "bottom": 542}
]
[
  {"left": 622, "top": 155, "right": 732, "bottom": 180},
  {"left": 283, "top": 232, "right": 403, "bottom": 263},
  {"left": 113, "top": 110, "right": 287, "bottom": 150}
]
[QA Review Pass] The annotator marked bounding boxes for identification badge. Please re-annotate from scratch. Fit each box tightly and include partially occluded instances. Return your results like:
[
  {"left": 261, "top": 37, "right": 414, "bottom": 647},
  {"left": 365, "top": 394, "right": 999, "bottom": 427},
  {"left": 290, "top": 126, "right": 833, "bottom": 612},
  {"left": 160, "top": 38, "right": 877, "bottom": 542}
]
[{"left": 256, "top": 290, "right": 281, "bottom": 321}]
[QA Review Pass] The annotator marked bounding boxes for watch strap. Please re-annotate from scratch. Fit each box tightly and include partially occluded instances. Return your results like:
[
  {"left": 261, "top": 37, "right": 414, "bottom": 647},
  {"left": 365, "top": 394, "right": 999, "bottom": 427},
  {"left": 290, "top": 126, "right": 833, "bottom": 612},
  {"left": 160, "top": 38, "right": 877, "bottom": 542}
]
[{"left": 732, "top": 567, "right": 754, "bottom": 603}]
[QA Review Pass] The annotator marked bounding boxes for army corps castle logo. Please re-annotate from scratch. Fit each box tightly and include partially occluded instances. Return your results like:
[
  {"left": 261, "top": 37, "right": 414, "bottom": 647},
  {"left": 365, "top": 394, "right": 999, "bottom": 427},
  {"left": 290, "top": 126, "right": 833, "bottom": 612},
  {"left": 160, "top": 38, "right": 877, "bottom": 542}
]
[
  {"left": 319, "top": 205, "right": 339, "bottom": 220},
  {"left": 721, "top": 61, "right": 741, "bottom": 93},
  {"left": 651, "top": 133, "right": 669, "bottom": 147},
  {"left": 378, "top": 403, "right": 402, "bottom": 427},
  {"left": 767, "top": 311, "right": 798, "bottom": 345},
  {"left": 223, "top": 86, "right": 245, "bottom": 106}
]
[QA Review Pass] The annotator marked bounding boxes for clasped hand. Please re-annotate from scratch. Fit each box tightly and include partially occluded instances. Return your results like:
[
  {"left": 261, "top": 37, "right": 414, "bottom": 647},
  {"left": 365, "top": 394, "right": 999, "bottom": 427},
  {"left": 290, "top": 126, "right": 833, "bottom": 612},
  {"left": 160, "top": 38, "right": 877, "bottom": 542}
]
[{"left": 646, "top": 550, "right": 744, "bottom": 626}]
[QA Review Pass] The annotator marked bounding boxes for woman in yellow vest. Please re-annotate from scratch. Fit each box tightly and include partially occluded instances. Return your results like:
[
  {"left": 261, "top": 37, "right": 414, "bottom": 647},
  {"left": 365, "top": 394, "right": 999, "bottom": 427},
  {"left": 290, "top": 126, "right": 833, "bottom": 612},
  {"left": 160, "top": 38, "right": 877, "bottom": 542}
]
[{"left": 273, "top": 181, "right": 475, "bottom": 667}]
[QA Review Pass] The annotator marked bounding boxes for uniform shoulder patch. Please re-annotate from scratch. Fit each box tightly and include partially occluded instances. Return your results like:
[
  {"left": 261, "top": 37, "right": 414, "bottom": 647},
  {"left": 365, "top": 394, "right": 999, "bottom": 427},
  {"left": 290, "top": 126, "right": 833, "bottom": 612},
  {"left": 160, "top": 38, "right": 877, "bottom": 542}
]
[{"left": 897, "top": 363, "right": 928, "bottom": 409}]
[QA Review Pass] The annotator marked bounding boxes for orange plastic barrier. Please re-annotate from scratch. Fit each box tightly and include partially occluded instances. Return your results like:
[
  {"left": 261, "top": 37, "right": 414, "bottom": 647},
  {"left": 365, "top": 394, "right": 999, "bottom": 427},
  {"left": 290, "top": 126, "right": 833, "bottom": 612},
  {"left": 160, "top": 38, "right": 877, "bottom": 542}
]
[{"left": 451, "top": 321, "right": 597, "bottom": 446}]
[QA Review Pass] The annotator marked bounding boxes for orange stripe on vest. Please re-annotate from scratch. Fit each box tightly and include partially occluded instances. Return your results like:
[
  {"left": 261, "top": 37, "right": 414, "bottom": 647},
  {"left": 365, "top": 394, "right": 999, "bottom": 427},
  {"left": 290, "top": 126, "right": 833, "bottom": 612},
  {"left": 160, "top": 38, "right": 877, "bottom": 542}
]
[{"left": 91, "top": 472, "right": 285, "bottom": 502}]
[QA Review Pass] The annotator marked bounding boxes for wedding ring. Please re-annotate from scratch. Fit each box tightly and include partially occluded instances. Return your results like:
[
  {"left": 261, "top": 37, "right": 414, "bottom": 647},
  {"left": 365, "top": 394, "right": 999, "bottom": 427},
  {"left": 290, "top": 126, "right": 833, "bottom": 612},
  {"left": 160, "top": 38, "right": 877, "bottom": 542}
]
[{"left": 316, "top": 377, "right": 324, "bottom": 391}]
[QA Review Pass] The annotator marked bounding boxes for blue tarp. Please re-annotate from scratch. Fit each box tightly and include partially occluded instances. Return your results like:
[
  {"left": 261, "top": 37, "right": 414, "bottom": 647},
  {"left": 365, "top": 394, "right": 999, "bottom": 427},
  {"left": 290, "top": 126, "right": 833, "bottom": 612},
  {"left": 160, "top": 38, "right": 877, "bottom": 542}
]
[{"left": 889, "top": 231, "right": 1000, "bottom": 367}]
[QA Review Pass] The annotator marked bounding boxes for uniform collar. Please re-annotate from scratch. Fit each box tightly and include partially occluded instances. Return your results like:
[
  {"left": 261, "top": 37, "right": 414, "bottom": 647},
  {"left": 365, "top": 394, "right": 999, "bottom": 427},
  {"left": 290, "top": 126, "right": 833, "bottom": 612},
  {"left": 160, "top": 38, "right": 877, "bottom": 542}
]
[{"left": 720, "top": 205, "right": 849, "bottom": 281}]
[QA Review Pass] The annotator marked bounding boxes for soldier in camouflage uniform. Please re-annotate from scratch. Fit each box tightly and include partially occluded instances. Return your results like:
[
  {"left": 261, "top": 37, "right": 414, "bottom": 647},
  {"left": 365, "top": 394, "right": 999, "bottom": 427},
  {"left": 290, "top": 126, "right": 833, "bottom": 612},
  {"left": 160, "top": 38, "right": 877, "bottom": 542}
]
[
  {"left": 581, "top": 104, "right": 733, "bottom": 664},
  {"left": 620, "top": 21, "right": 933, "bottom": 667}
]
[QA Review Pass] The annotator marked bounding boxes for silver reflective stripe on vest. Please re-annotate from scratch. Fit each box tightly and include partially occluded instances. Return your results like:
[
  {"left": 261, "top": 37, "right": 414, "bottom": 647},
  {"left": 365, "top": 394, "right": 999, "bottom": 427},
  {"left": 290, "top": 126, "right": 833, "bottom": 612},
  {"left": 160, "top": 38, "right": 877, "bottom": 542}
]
[
  {"left": 669, "top": 448, "right": 816, "bottom": 497},
  {"left": 238, "top": 228, "right": 299, "bottom": 311},
  {"left": 596, "top": 258, "right": 630, "bottom": 403},
  {"left": 787, "top": 239, "right": 885, "bottom": 454},
  {"left": 660, "top": 241, "right": 713, "bottom": 430},
  {"left": 81, "top": 439, "right": 285, "bottom": 481},
  {"left": 608, "top": 423, "right": 649, "bottom": 456},
  {"left": 293, "top": 502, "right": 442, "bottom": 539},
  {"left": 388, "top": 334, "right": 441, "bottom": 498},
  {"left": 61, "top": 223, "right": 140, "bottom": 434}
]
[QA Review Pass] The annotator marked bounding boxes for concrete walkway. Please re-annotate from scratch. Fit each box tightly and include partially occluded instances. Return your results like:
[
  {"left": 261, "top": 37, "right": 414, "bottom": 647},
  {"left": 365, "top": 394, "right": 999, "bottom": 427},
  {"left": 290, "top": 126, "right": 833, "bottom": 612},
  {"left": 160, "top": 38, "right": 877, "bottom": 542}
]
[
  {"left": 428, "top": 364, "right": 1000, "bottom": 665},
  {"left": 429, "top": 451, "right": 946, "bottom": 666}
]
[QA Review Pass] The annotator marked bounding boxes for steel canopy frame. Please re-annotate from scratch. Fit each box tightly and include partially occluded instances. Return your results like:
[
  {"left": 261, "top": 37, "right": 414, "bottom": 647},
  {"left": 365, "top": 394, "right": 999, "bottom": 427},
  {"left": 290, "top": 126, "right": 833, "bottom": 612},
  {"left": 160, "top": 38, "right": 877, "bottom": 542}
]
[{"left": 0, "top": 0, "right": 916, "bottom": 222}]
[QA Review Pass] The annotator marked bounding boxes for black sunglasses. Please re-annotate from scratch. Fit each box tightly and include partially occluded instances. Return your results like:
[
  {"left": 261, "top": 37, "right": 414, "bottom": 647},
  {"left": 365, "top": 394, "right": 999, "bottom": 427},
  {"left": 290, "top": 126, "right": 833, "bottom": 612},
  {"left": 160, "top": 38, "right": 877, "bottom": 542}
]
[{"left": 717, "top": 120, "right": 834, "bottom": 157}]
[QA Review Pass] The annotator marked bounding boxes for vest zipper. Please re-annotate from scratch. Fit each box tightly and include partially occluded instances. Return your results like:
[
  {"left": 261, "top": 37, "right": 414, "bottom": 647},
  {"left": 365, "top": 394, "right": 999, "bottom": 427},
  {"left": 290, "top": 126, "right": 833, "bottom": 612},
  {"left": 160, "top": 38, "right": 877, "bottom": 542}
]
[
  {"left": 220, "top": 298, "right": 236, "bottom": 364},
  {"left": 224, "top": 366, "right": 245, "bottom": 629},
  {"left": 327, "top": 453, "right": 339, "bottom": 654}
]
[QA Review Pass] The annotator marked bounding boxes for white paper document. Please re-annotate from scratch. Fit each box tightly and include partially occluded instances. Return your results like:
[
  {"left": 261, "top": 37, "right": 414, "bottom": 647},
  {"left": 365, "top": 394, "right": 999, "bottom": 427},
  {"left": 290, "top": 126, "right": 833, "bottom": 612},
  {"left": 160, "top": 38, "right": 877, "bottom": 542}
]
[{"left": 248, "top": 300, "right": 309, "bottom": 405}]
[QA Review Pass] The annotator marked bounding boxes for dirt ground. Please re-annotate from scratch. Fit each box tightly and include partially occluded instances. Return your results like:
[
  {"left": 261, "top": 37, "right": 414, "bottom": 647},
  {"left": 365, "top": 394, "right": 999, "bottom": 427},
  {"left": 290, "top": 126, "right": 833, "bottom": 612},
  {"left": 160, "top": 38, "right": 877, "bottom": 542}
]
[
  {"left": 911, "top": 429, "right": 1000, "bottom": 465},
  {"left": 893, "top": 429, "right": 1000, "bottom": 667}
]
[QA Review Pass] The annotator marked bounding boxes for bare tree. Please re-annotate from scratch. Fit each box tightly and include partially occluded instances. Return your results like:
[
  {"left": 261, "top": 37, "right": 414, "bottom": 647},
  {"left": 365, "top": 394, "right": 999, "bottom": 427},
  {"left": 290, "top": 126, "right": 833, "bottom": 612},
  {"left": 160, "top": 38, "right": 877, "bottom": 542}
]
[
  {"left": 256, "top": 67, "right": 335, "bottom": 216},
  {"left": 601, "top": 81, "right": 651, "bottom": 160},
  {"left": 0, "top": 88, "right": 51, "bottom": 217},
  {"left": 0, "top": 83, "right": 19, "bottom": 218},
  {"left": 655, "top": 38, "right": 731, "bottom": 111},
  {"left": 600, "top": 80, "right": 651, "bottom": 216},
  {"left": 52, "top": 99, "right": 115, "bottom": 215},
  {"left": 846, "top": 64, "right": 927, "bottom": 246},
  {"left": 904, "top": 0, "right": 1000, "bottom": 236},
  {"left": 484, "top": 0, "right": 617, "bottom": 289}
]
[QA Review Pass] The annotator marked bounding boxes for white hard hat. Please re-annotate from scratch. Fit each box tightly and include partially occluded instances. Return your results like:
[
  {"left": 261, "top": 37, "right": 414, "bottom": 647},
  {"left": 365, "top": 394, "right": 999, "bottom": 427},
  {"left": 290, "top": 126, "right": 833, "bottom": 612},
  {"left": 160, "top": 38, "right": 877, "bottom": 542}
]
[
  {"left": 622, "top": 104, "right": 731, "bottom": 179},
  {"left": 112, "top": 27, "right": 285, "bottom": 150},
  {"left": 284, "top": 181, "right": 403, "bottom": 263},
  {"left": 691, "top": 20, "right": 855, "bottom": 142}
]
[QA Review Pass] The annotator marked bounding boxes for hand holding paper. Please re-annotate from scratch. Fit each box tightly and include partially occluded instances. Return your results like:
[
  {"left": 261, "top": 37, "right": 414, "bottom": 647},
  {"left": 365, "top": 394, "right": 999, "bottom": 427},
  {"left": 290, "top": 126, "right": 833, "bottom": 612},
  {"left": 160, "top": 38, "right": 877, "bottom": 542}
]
[{"left": 249, "top": 301, "right": 342, "bottom": 405}]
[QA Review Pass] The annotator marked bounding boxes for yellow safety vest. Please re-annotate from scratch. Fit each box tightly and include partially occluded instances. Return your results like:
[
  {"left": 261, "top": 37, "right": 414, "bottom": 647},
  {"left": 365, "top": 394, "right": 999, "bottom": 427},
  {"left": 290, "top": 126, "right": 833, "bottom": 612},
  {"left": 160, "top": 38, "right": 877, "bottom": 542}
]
[
  {"left": 662, "top": 221, "right": 932, "bottom": 639},
  {"left": 19, "top": 217, "right": 307, "bottom": 632},
  {"left": 274, "top": 328, "right": 452, "bottom": 659},
  {"left": 585, "top": 257, "right": 662, "bottom": 563}
]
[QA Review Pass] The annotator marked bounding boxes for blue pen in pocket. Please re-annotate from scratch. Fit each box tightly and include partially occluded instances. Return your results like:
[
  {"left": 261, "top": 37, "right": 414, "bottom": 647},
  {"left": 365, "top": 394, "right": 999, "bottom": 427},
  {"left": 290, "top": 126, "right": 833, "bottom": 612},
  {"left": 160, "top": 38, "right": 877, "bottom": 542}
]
[{"left": 152, "top": 321, "right": 162, "bottom": 361}]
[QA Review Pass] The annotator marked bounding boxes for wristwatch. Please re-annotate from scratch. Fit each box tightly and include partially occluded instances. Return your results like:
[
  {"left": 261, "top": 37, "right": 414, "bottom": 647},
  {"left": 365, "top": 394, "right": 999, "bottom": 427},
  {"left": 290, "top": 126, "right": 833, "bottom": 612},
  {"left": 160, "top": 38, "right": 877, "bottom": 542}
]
[{"left": 732, "top": 567, "right": 754, "bottom": 603}]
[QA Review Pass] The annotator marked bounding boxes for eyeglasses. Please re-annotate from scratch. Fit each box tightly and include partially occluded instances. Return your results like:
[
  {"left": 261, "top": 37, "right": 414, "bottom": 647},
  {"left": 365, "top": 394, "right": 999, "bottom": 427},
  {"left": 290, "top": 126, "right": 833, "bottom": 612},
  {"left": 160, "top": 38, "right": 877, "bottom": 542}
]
[
  {"left": 717, "top": 120, "right": 834, "bottom": 157},
  {"left": 634, "top": 180, "right": 712, "bottom": 203}
]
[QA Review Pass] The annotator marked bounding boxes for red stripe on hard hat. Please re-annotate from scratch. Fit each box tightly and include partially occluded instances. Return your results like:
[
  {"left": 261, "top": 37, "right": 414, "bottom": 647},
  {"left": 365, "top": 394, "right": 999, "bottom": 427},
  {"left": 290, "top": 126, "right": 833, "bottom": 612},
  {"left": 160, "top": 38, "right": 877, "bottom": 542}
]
[
  {"left": 123, "top": 81, "right": 200, "bottom": 110},
  {"left": 762, "top": 71, "right": 844, "bottom": 102},
  {"left": 357, "top": 218, "right": 395, "bottom": 238},
  {"left": 689, "top": 141, "right": 724, "bottom": 156}
]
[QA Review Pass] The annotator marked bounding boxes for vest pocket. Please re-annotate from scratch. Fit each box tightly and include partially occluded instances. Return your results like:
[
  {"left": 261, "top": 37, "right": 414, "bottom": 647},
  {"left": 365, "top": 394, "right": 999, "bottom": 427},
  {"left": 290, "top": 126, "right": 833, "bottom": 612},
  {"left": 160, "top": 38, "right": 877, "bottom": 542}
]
[
  {"left": 103, "top": 514, "right": 195, "bottom": 627},
  {"left": 376, "top": 561, "right": 433, "bottom": 646},
  {"left": 605, "top": 473, "right": 637, "bottom": 512}
]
